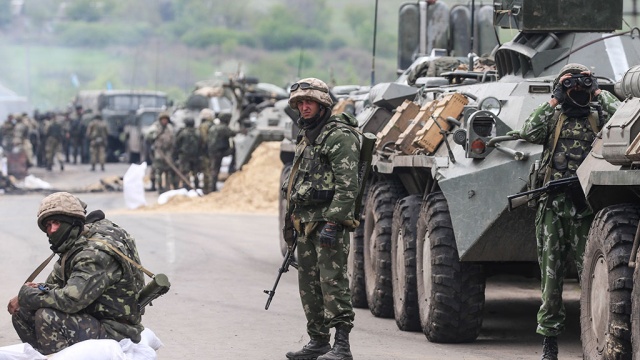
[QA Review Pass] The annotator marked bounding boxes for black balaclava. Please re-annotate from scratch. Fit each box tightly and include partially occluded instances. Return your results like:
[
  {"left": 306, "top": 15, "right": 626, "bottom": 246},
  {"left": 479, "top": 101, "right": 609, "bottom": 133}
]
[
  {"left": 45, "top": 215, "right": 84, "bottom": 253},
  {"left": 562, "top": 89, "right": 592, "bottom": 118}
]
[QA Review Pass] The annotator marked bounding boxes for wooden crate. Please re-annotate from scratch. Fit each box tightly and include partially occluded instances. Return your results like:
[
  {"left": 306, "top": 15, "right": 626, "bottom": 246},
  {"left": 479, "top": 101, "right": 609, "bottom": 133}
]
[
  {"left": 375, "top": 100, "right": 421, "bottom": 151},
  {"left": 413, "top": 93, "right": 468, "bottom": 154},
  {"left": 396, "top": 101, "right": 437, "bottom": 154},
  {"left": 625, "top": 130, "right": 640, "bottom": 161}
]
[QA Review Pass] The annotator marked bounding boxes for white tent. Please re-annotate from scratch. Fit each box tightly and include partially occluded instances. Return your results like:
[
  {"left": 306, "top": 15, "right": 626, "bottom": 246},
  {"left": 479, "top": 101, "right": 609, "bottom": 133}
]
[{"left": 0, "top": 83, "right": 29, "bottom": 122}]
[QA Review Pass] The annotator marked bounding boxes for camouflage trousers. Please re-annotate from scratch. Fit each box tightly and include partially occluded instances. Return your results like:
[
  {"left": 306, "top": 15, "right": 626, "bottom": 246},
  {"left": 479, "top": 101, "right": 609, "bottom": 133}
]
[
  {"left": 177, "top": 155, "right": 199, "bottom": 188},
  {"left": 200, "top": 157, "right": 212, "bottom": 194},
  {"left": 90, "top": 143, "right": 106, "bottom": 167},
  {"left": 210, "top": 152, "right": 225, "bottom": 192},
  {"left": 44, "top": 138, "right": 63, "bottom": 170},
  {"left": 12, "top": 307, "right": 107, "bottom": 355},
  {"left": 153, "top": 158, "right": 176, "bottom": 192},
  {"left": 535, "top": 193, "right": 593, "bottom": 337},
  {"left": 296, "top": 222, "right": 355, "bottom": 341}
]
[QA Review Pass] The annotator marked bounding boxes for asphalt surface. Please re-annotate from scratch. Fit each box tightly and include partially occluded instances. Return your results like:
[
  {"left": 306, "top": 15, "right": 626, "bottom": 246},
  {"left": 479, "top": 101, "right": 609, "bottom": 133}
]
[{"left": 0, "top": 162, "right": 583, "bottom": 359}]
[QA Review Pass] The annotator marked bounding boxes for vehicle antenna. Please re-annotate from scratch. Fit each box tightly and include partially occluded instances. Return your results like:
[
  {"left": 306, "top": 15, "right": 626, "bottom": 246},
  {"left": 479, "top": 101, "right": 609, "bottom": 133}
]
[{"left": 371, "top": 0, "right": 379, "bottom": 86}]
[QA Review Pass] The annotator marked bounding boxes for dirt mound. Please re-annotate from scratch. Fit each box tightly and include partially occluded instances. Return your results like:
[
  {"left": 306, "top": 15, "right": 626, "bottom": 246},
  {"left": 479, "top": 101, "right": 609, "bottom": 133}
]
[{"left": 140, "top": 142, "right": 282, "bottom": 214}]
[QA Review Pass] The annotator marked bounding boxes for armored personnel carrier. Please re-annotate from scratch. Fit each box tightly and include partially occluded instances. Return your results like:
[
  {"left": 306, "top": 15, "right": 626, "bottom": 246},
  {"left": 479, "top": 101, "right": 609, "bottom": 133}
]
[{"left": 350, "top": 0, "right": 640, "bottom": 352}]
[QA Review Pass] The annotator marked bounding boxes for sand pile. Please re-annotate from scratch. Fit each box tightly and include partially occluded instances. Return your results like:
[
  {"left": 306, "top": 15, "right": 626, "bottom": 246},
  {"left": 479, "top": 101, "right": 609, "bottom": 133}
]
[{"left": 140, "top": 142, "right": 282, "bottom": 214}]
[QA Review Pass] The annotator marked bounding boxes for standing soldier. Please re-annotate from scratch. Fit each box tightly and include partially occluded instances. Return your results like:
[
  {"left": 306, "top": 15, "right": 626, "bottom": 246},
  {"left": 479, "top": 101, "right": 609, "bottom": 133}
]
[
  {"left": 283, "top": 78, "right": 360, "bottom": 360},
  {"left": 1, "top": 114, "right": 15, "bottom": 151},
  {"left": 12, "top": 115, "right": 33, "bottom": 168},
  {"left": 43, "top": 114, "right": 65, "bottom": 172},
  {"left": 86, "top": 115, "right": 108, "bottom": 171},
  {"left": 69, "top": 105, "right": 86, "bottom": 165},
  {"left": 174, "top": 117, "right": 201, "bottom": 189},
  {"left": 207, "top": 114, "right": 236, "bottom": 192},
  {"left": 145, "top": 113, "right": 175, "bottom": 193},
  {"left": 198, "top": 108, "right": 215, "bottom": 194},
  {"left": 508, "top": 63, "right": 619, "bottom": 360}
]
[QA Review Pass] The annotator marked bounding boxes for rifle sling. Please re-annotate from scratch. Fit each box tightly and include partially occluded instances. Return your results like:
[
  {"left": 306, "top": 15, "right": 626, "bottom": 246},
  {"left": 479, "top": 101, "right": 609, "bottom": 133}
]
[
  {"left": 92, "top": 239, "right": 155, "bottom": 278},
  {"left": 25, "top": 253, "right": 56, "bottom": 283}
]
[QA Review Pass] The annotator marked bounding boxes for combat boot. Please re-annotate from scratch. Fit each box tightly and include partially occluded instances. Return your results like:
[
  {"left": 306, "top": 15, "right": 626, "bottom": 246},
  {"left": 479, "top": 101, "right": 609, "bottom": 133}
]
[
  {"left": 318, "top": 326, "right": 352, "bottom": 360},
  {"left": 90, "top": 164, "right": 95, "bottom": 171},
  {"left": 149, "top": 180, "right": 156, "bottom": 192},
  {"left": 286, "top": 338, "right": 331, "bottom": 360},
  {"left": 541, "top": 336, "right": 558, "bottom": 360}
]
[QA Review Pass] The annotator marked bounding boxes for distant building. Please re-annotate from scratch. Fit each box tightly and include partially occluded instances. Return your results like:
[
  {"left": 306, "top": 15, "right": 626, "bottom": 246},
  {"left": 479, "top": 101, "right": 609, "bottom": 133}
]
[{"left": 0, "top": 83, "right": 29, "bottom": 122}]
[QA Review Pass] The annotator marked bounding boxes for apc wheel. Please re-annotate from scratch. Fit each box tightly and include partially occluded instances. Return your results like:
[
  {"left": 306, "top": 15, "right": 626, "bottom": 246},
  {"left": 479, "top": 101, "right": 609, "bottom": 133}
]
[
  {"left": 631, "top": 233, "right": 640, "bottom": 360},
  {"left": 363, "top": 180, "right": 407, "bottom": 318},
  {"left": 278, "top": 164, "right": 292, "bottom": 257},
  {"left": 581, "top": 205, "right": 638, "bottom": 360},
  {"left": 349, "top": 212, "right": 368, "bottom": 308},
  {"left": 391, "top": 194, "right": 422, "bottom": 332},
  {"left": 416, "top": 192, "right": 485, "bottom": 343}
]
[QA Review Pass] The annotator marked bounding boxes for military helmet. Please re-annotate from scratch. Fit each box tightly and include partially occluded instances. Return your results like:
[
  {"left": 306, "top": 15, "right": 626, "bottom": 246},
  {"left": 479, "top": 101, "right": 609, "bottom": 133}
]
[
  {"left": 158, "top": 112, "right": 171, "bottom": 121},
  {"left": 199, "top": 108, "right": 215, "bottom": 121},
  {"left": 288, "top": 77, "right": 333, "bottom": 109},
  {"left": 37, "top": 192, "right": 87, "bottom": 232},
  {"left": 184, "top": 117, "right": 195, "bottom": 127},
  {"left": 554, "top": 63, "right": 591, "bottom": 88}
]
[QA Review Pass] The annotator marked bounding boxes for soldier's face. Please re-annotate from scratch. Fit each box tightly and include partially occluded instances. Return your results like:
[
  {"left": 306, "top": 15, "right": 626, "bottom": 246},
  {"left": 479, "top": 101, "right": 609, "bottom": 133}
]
[
  {"left": 44, "top": 219, "right": 61, "bottom": 236},
  {"left": 297, "top": 100, "right": 320, "bottom": 120}
]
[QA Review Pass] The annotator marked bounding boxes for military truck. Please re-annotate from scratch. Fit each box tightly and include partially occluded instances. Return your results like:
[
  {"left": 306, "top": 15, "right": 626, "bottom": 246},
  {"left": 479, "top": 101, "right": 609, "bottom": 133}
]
[
  {"left": 74, "top": 90, "right": 169, "bottom": 162},
  {"left": 575, "top": 65, "right": 640, "bottom": 360},
  {"left": 349, "top": 0, "right": 640, "bottom": 350}
]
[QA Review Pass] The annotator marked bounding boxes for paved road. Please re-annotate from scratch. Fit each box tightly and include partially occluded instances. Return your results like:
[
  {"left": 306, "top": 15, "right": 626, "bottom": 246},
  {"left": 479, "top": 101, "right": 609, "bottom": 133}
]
[{"left": 0, "top": 163, "right": 583, "bottom": 359}]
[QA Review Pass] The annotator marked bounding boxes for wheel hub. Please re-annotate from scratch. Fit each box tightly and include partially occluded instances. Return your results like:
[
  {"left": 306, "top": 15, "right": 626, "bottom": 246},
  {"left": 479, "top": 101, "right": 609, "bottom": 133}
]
[{"left": 589, "top": 253, "right": 609, "bottom": 354}]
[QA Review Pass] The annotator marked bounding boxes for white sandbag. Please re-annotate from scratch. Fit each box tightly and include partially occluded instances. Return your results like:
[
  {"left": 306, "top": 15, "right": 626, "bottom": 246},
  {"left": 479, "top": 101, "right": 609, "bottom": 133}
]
[
  {"left": 48, "top": 339, "right": 125, "bottom": 360},
  {"left": 123, "top": 162, "right": 148, "bottom": 209},
  {"left": 139, "top": 328, "right": 164, "bottom": 351},
  {"left": 157, "top": 188, "right": 188, "bottom": 205},
  {"left": 0, "top": 343, "right": 46, "bottom": 360}
]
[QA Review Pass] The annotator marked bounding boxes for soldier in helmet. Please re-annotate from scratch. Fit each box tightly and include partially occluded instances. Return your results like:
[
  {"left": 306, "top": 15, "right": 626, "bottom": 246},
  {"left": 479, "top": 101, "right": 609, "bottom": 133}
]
[
  {"left": 7, "top": 192, "right": 145, "bottom": 355},
  {"left": 198, "top": 108, "right": 215, "bottom": 194},
  {"left": 207, "top": 111, "right": 236, "bottom": 192},
  {"left": 86, "top": 114, "right": 108, "bottom": 171},
  {"left": 283, "top": 78, "right": 361, "bottom": 360},
  {"left": 508, "top": 63, "right": 619, "bottom": 360},
  {"left": 145, "top": 112, "right": 175, "bottom": 193},
  {"left": 43, "top": 114, "right": 66, "bottom": 172},
  {"left": 174, "top": 117, "right": 201, "bottom": 189}
]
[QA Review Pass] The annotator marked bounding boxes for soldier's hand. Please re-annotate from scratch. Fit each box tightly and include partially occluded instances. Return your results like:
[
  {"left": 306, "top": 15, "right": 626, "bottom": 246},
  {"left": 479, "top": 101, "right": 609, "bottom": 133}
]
[
  {"left": 7, "top": 296, "right": 19, "bottom": 315},
  {"left": 319, "top": 222, "right": 340, "bottom": 248},
  {"left": 506, "top": 130, "right": 521, "bottom": 139},
  {"left": 552, "top": 85, "right": 566, "bottom": 104}
]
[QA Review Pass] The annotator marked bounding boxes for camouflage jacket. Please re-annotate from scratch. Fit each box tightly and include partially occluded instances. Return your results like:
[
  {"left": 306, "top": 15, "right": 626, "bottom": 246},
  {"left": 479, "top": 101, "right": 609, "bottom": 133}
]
[
  {"left": 286, "top": 113, "right": 361, "bottom": 224},
  {"left": 146, "top": 122, "right": 175, "bottom": 159},
  {"left": 86, "top": 119, "right": 108, "bottom": 146},
  {"left": 518, "top": 90, "right": 619, "bottom": 180},
  {"left": 18, "top": 219, "right": 145, "bottom": 342},
  {"left": 175, "top": 126, "right": 201, "bottom": 159},
  {"left": 207, "top": 123, "right": 235, "bottom": 156}
]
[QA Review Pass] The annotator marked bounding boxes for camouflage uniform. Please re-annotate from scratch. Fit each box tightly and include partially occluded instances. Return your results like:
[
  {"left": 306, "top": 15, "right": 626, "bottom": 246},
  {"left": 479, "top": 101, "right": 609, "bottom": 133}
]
[
  {"left": 68, "top": 108, "right": 86, "bottom": 165},
  {"left": 198, "top": 109, "right": 215, "bottom": 194},
  {"left": 207, "top": 121, "right": 235, "bottom": 192},
  {"left": 44, "top": 117, "right": 65, "bottom": 171},
  {"left": 11, "top": 192, "right": 144, "bottom": 355},
  {"left": 146, "top": 115, "right": 175, "bottom": 193},
  {"left": 283, "top": 115, "right": 359, "bottom": 340},
  {"left": 86, "top": 116, "right": 108, "bottom": 171},
  {"left": 518, "top": 81, "right": 619, "bottom": 337},
  {"left": 174, "top": 119, "right": 201, "bottom": 188}
]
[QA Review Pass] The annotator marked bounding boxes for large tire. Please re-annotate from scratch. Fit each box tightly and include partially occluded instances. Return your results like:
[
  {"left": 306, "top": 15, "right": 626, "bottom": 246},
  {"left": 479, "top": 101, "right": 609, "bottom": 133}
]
[
  {"left": 391, "top": 194, "right": 422, "bottom": 332},
  {"left": 349, "top": 219, "right": 368, "bottom": 308},
  {"left": 278, "top": 164, "right": 292, "bottom": 257},
  {"left": 631, "top": 234, "right": 640, "bottom": 360},
  {"left": 363, "top": 180, "right": 407, "bottom": 318},
  {"left": 415, "top": 192, "right": 485, "bottom": 343},
  {"left": 581, "top": 204, "right": 638, "bottom": 360}
]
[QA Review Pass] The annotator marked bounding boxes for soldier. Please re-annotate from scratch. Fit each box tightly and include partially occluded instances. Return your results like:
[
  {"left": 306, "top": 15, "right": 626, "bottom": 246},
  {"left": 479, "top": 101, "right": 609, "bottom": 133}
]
[
  {"left": 198, "top": 108, "right": 215, "bottom": 194},
  {"left": 283, "top": 78, "right": 360, "bottom": 360},
  {"left": 174, "top": 117, "right": 201, "bottom": 189},
  {"left": 12, "top": 114, "right": 33, "bottom": 168},
  {"left": 6, "top": 192, "right": 144, "bottom": 355},
  {"left": 1, "top": 114, "right": 15, "bottom": 151},
  {"left": 508, "top": 63, "right": 619, "bottom": 360},
  {"left": 68, "top": 105, "right": 86, "bottom": 165},
  {"left": 145, "top": 112, "right": 175, "bottom": 193},
  {"left": 207, "top": 112, "right": 236, "bottom": 192},
  {"left": 43, "top": 114, "right": 65, "bottom": 172},
  {"left": 86, "top": 114, "right": 108, "bottom": 171}
]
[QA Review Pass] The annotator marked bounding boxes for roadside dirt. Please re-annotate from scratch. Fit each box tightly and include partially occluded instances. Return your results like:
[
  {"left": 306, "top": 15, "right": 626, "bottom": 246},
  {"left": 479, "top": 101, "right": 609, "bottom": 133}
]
[{"left": 139, "top": 142, "right": 282, "bottom": 214}]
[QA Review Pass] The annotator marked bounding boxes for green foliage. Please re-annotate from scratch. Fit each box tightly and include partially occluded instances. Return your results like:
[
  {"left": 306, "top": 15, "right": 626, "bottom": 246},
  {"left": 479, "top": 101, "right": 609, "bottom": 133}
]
[
  {"left": 56, "top": 22, "right": 152, "bottom": 47},
  {"left": 65, "top": 0, "right": 115, "bottom": 22},
  {"left": 256, "top": 5, "right": 325, "bottom": 50},
  {"left": 181, "top": 27, "right": 255, "bottom": 49}
]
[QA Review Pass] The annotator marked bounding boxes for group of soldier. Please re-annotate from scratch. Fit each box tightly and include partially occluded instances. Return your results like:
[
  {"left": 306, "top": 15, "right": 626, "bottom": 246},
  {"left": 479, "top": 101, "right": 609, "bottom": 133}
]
[
  {"left": 0, "top": 105, "right": 109, "bottom": 175},
  {"left": 144, "top": 108, "right": 237, "bottom": 194}
]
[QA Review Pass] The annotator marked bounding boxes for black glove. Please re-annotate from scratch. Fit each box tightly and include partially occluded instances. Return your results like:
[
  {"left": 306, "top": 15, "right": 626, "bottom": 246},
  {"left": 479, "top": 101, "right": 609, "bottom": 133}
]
[
  {"left": 319, "top": 222, "right": 340, "bottom": 248},
  {"left": 589, "top": 77, "right": 599, "bottom": 96},
  {"left": 552, "top": 85, "right": 566, "bottom": 104}
]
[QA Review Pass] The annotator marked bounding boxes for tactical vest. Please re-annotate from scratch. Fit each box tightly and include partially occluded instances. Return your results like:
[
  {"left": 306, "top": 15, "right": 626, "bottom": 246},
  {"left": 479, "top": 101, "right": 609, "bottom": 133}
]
[
  {"left": 289, "top": 120, "right": 360, "bottom": 206},
  {"left": 177, "top": 127, "right": 200, "bottom": 157},
  {"left": 65, "top": 219, "right": 144, "bottom": 326},
  {"left": 544, "top": 111, "right": 599, "bottom": 181}
]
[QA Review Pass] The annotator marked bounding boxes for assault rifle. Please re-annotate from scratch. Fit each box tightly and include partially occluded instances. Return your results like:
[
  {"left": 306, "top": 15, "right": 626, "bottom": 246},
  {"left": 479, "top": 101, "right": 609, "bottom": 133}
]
[
  {"left": 507, "top": 176, "right": 580, "bottom": 211},
  {"left": 263, "top": 238, "right": 298, "bottom": 310}
]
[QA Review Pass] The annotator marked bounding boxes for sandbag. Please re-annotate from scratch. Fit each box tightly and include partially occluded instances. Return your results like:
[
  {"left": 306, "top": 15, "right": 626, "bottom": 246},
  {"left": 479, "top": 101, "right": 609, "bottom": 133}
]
[{"left": 123, "top": 162, "right": 147, "bottom": 209}]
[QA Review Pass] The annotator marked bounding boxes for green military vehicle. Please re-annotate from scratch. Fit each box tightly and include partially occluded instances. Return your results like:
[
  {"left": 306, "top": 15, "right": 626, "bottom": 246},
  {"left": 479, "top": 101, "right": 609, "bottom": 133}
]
[
  {"left": 347, "top": 0, "right": 640, "bottom": 356},
  {"left": 74, "top": 90, "right": 169, "bottom": 162}
]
